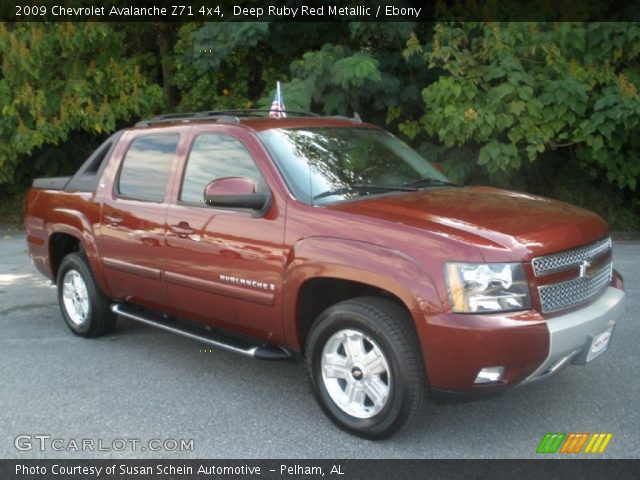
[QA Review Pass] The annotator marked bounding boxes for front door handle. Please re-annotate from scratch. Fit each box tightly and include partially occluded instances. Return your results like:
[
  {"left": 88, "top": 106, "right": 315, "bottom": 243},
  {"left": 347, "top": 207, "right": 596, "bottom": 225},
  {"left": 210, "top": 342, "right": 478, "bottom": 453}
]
[
  {"left": 170, "top": 222, "right": 196, "bottom": 238},
  {"left": 104, "top": 213, "right": 123, "bottom": 226}
]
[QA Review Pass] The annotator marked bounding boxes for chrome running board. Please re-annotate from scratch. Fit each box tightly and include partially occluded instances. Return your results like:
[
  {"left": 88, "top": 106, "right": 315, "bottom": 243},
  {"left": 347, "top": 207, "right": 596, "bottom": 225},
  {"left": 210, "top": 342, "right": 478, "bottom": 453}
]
[{"left": 111, "top": 303, "right": 292, "bottom": 360}]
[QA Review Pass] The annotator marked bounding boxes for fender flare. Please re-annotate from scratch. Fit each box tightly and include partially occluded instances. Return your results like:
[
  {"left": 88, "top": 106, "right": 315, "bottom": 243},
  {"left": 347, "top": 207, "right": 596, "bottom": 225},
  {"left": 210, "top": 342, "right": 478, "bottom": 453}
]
[
  {"left": 282, "top": 236, "right": 442, "bottom": 350},
  {"left": 45, "top": 208, "right": 111, "bottom": 297}
]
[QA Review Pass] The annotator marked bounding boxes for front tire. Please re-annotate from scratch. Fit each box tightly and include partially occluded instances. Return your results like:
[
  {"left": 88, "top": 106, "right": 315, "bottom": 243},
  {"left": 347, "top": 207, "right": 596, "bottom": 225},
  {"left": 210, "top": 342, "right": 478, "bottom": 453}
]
[
  {"left": 306, "top": 297, "right": 426, "bottom": 439},
  {"left": 56, "top": 252, "right": 116, "bottom": 337}
]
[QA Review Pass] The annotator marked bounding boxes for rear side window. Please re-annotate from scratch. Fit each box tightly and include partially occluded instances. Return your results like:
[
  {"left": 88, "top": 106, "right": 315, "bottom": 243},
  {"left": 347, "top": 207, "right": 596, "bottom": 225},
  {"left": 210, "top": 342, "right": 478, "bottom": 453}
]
[
  {"left": 180, "top": 133, "right": 264, "bottom": 205},
  {"left": 118, "top": 134, "right": 179, "bottom": 202}
]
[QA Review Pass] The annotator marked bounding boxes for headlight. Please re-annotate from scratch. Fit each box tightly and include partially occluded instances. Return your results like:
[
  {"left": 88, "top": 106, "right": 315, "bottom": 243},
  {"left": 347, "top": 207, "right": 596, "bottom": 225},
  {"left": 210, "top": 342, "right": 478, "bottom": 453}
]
[{"left": 445, "top": 262, "right": 531, "bottom": 313}]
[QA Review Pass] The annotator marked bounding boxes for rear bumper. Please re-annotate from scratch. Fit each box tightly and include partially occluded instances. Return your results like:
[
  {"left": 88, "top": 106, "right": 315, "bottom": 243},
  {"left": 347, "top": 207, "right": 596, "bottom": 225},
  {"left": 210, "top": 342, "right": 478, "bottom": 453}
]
[
  {"left": 519, "top": 286, "right": 625, "bottom": 384},
  {"left": 416, "top": 286, "right": 625, "bottom": 393}
]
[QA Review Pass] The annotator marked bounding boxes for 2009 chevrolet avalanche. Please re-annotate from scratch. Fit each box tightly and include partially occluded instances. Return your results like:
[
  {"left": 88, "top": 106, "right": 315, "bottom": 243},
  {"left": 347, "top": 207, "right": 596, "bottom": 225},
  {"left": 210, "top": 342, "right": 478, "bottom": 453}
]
[{"left": 24, "top": 110, "right": 625, "bottom": 439}]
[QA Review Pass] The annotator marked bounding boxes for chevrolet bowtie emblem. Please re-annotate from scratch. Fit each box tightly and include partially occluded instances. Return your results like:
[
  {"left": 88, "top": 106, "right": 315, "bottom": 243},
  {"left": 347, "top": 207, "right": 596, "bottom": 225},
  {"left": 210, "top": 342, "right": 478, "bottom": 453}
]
[
  {"left": 579, "top": 260, "right": 591, "bottom": 278},
  {"left": 579, "top": 260, "right": 597, "bottom": 278}
]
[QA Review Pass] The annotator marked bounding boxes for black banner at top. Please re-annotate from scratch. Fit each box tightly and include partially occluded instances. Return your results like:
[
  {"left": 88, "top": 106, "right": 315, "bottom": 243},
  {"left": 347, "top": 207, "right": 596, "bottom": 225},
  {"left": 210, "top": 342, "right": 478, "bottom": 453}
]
[{"left": 1, "top": 0, "right": 640, "bottom": 22}]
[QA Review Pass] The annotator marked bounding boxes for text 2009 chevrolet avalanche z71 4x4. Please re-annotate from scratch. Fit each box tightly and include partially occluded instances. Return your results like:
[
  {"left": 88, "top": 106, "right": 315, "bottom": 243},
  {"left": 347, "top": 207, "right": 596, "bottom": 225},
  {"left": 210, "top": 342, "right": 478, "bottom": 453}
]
[{"left": 25, "top": 111, "right": 625, "bottom": 439}]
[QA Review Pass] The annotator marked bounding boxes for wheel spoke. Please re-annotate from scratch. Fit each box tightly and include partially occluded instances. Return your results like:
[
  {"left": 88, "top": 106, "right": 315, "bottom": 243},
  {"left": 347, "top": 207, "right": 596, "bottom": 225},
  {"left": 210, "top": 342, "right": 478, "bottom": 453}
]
[
  {"left": 62, "top": 286, "right": 74, "bottom": 300},
  {"left": 61, "top": 270, "right": 90, "bottom": 326},
  {"left": 343, "top": 334, "right": 366, "bottom": 361},
  {"left": 77, "top": 282, "right": 88, "bottom": 301},
  {"left": 341, "top": 382, "right": 355, "bottom": 406},
  {"left": 364, "top": 377, "right": 389, "bottom": 407},
  {"left": 323, "top": 353, "right": 348, "bottom": 379},
  {"left": 352, "top": 388, "right": 366, "bottom": 408},
  {"left": 364, "top": 350, "right": 387, "bottom": 375},
  {"left": 80, "top": 299, "right": 90, "bottom": 317},
  {"left": 342, "top": 382, "right": 365, "bottom": 408},
  {"left": 321, "top": 328, "right": 392, "bottom": 419}
]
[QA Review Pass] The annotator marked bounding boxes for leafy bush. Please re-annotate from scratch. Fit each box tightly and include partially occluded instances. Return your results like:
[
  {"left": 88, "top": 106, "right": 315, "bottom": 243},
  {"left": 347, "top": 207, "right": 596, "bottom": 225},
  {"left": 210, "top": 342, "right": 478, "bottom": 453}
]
[
  {"left": 522, "top": 153, "right": 640, "bottom": 231},
  {"left": 410, "top": 22, "right": 640, "bottom": 193},
  {"left": 0, "top": 23, "right": 165, "bottom": 189}
]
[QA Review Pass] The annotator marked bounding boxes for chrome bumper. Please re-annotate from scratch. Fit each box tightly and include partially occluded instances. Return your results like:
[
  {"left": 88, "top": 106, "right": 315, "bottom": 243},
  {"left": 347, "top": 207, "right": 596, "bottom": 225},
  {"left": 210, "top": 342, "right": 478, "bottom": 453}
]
[{"left": 521, "top": 287, "right": 625, "bottom": 384}]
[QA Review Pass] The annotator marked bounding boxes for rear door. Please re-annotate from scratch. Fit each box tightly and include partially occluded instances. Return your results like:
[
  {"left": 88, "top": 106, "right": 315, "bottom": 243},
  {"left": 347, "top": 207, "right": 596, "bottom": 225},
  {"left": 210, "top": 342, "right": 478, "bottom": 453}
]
[
  {"left": 163, "top": 127, "right": 286, "bottom": 341},
  {"left": 97, "top": 131, "right": 181, "bottom": 311}
]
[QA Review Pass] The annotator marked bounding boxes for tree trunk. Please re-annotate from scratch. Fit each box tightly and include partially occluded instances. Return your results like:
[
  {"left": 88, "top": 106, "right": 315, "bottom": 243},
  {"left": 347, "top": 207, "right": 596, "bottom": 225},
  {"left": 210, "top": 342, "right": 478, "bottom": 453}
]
[{"left": 156, "top": 22, "right": 178, "bottom": 107}]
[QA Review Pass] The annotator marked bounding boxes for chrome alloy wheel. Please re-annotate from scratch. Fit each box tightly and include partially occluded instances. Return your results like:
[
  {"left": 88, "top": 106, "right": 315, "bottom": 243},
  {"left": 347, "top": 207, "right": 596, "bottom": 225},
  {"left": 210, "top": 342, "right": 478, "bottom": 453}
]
[
  {"left": 61, "top": 270, "right": 90, "bottom": 326},
  {"left": 320, "top": 329, "right": 391, "bottom": 419}
]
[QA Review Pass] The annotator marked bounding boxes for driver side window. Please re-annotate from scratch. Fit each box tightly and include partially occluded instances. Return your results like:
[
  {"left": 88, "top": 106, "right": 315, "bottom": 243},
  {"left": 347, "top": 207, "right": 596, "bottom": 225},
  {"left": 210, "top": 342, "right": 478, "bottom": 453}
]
[{"left": 180, "top": 133, "right": 264, "bottom": 205}]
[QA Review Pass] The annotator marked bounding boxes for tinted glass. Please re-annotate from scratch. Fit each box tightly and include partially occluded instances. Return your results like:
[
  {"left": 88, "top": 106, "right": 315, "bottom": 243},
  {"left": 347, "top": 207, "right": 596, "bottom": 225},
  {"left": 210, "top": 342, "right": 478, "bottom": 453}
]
[
  {"left": 118, "top": 134, "right": 179, "bottom": 202},
  {"left": 259, "top": 127, "right": 451, "bottom": 205},
  {"left": 85, "top": 141, "right": 112, "bottom": 174},
  {"left": 180, "top": 134, "right": 263, "bottom": 204}
]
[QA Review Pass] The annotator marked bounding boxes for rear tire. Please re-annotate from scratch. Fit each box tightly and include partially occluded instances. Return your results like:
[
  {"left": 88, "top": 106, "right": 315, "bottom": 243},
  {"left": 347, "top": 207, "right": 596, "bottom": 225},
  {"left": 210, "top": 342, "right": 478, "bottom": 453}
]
[
  {"left": 306, "top": 297, "right": 426, "bottom": 439},
  {"left": 56, "top": 252, "right": 116, "bottom": 337}
]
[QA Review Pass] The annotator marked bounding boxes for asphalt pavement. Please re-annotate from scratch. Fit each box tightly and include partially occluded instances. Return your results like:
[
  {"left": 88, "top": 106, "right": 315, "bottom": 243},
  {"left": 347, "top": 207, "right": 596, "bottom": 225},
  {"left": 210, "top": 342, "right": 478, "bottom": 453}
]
[{"left": 1, "top": 231, "right": 638, "bottom": 459}]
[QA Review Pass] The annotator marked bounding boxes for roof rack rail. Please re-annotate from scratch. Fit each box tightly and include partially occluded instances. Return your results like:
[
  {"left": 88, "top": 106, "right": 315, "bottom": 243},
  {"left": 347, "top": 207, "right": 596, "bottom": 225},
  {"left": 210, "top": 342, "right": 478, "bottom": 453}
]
[
  {"left": 136, "top": 108, "right": 321, "bottom": 127},
  {"left": 200, "top": 109, "right": 320, "bottom": 117},
  {"left": 135, "top": 111, "right": 239, "bottom": 127}
]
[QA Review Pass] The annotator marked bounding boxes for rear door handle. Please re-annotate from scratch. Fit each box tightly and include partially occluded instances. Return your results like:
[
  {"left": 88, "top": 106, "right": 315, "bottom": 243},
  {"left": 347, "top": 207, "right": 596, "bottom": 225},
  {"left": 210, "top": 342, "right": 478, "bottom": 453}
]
[
  {"left": 170, "top": 222, "right": 196, "bottom": 237},
  {"left": 104, "top": 213, "right": 123, "bottom": 226}
]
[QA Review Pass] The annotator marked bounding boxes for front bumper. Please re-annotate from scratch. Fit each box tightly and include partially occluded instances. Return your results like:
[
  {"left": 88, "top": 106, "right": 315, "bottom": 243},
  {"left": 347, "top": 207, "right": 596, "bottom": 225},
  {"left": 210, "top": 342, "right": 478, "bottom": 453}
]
[
  {"left": 519, "top": 286, "right": 625, "bottom": 384},
  {"left": 416, "top": 286, "right": 625, "bottom": 393}
]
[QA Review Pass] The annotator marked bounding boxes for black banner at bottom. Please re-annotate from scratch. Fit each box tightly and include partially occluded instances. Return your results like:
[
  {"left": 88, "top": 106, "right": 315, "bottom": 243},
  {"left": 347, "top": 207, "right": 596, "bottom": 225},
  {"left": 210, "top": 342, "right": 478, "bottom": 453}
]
[{"left": 1, "top": 459, "right": 639, "bottom": 480}]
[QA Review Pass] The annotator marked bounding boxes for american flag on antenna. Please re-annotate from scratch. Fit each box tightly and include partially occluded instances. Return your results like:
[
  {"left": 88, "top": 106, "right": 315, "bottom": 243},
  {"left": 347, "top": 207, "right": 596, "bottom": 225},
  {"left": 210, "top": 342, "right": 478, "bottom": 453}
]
[{"left": 269, "top": 81, "right": 287, "bottom": 118}]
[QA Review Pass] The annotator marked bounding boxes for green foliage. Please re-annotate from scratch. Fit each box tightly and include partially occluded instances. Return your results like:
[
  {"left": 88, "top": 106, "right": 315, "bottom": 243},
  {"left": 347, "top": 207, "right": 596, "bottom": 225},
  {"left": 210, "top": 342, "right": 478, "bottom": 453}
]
[
  {"left": 417, "top": 22, "right": 640, "bottom": 191},
  {"left": 0, "top": 22, "right": 165, "bottom": 187},
  {"left": 522, "top": 152, "right": 640, "bottom": 231},
  {"left": 174, "top": 22, "right": 436, "bottom": 135},
  {"left": 173, "top": 22, "right": 322, "bottom": 112},
  {"left": 263, "top": 23, "right": 435, "bottom": 126},
  {"left": 0, "top": 21, "right": 637, "bottom": 230},
  {"left": 190, "top": 22, "right": 270, "bottom": 74}
]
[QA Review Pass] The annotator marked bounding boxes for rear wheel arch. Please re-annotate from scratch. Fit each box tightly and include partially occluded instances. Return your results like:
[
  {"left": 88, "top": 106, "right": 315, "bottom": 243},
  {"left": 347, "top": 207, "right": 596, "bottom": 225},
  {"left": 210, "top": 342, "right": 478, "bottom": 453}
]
[
  {"left": 49, "top": 232, "right": 82, "bottom": 279},
  {"left": 46, "top": 225, "right": 110, "bottom": 297}
]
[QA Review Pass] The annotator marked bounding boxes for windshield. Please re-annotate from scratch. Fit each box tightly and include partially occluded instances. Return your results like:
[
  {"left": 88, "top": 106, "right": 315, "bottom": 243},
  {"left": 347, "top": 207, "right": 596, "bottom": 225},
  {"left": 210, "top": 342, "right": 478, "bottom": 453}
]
[{"left": 258, "top": 127, "right": 452, "bottom": 205}]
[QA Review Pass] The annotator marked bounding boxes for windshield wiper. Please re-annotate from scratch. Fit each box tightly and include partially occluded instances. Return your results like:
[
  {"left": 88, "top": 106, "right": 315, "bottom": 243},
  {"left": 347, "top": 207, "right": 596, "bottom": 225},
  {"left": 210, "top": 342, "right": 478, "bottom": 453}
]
[
  {"left": 313, "top": 184, "right": 417, "bottom": 201},
  {"left": 402, "top": 177, "right": 460, "bottom": 189}
]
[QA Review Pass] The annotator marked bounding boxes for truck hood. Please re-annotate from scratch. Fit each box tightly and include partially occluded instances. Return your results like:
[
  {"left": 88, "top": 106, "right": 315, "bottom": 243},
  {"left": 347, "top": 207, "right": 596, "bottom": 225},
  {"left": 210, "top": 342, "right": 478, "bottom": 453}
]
[{"left": 326, "top": 186, "right": 609, "bottom": 260}]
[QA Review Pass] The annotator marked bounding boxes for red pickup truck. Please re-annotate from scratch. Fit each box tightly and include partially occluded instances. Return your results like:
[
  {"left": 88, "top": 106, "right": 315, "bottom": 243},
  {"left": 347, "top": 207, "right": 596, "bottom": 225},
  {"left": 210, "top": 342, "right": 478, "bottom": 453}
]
[{"left": 24, "top": 111, "right": 625, "bottom": 439}]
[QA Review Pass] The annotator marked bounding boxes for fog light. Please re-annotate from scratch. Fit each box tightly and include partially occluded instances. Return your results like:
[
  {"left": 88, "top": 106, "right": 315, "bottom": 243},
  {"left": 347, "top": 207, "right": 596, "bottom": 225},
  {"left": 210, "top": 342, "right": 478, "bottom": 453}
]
[{"left": 474, "top": 366, "right": 504, "bottom": 384}]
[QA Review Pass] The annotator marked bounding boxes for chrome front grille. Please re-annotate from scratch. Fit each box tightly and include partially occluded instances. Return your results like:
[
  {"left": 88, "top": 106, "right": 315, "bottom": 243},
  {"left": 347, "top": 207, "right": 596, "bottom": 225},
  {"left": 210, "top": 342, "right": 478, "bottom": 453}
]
[
  {"left": 532, "top": 237, "right": 612, "bottom": 277},
  {"left": 533, "top": 237, "right": 613, "bottom": 314},
  {"left": 538, "top": 261, "right": 612, "bottom": 313}
]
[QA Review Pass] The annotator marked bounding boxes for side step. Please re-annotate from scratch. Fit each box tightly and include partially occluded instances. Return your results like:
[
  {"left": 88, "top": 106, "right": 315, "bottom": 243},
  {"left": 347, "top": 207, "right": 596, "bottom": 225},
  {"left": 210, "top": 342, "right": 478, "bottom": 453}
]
[{"left": 111, "top": 303, "right": 292, "bottom": 361}]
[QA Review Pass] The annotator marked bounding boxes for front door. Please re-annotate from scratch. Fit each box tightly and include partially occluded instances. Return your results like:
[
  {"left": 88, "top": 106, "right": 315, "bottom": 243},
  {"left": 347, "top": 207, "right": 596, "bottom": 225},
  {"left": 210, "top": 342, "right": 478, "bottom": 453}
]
[{"left": 163, "top": 130, "right": 286, "bottom": 341}]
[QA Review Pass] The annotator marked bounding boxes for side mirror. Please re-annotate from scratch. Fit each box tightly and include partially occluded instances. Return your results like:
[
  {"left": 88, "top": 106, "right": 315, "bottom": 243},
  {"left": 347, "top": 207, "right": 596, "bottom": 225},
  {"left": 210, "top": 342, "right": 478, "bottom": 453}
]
[{"left": 204, "top": 177, "right": 271, "bottom": 212}]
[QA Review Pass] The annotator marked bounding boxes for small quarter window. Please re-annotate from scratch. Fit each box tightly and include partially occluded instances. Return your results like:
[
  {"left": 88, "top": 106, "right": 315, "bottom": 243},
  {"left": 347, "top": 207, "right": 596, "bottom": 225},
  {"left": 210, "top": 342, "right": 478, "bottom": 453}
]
[
  {"left": 85, "top": 141, "right": 111, "bottom": 174},
  {"left": 118, "top": 134, "right": 179, "bottom": 202}
]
